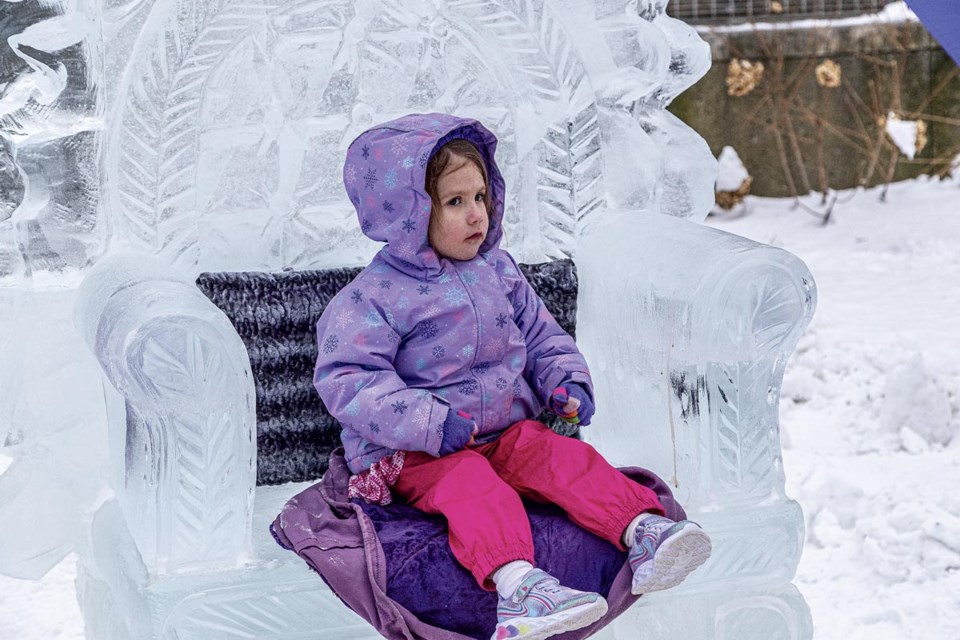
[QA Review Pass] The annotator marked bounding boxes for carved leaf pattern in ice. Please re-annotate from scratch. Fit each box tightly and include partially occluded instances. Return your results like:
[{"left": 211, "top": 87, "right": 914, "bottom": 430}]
[
  {"left": 114, "top": 1, "right": 277, "bottom": 269},
  {"left": 538, "top": 105, "right": 605, "bottom": 259},
  {"left": 447, "top": 0, "right": 600, "bottom": 259},
  {"left": 712, "top": 360, "right": 774, "bottom": 500},
  {"left": 139, "top": 329, "right": 246, "bottom": 569},
  {"left": 709, "top": 274, "right": 802, "bottom": 502}
]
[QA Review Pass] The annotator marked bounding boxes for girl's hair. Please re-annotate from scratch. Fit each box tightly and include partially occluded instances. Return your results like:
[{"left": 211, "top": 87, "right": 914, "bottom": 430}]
[{"left": 425, "top": 139, "right": 492, "bottom": 212}]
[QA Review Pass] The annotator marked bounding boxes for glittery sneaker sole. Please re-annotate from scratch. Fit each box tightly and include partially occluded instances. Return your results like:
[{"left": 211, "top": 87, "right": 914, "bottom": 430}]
[{"left": 631, "top": 523, "right": 713, "bottom": 595}]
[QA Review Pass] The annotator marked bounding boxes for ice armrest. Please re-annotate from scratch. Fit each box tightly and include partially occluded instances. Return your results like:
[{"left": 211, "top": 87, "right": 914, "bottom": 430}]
[
  {"left": 577, "top": 210, "right": 816, "bottom": 512},
  {"left": 76, "top": 253, "right": 257, "bottom": 575}
]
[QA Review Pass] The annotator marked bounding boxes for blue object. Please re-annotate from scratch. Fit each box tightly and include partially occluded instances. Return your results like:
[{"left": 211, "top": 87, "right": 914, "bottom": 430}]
[
  {"left": 439, "top": 411, "right": 476, "bottom": 455},
  {"left": 905, "top": 1, "right": 960, "bottom": 66}
]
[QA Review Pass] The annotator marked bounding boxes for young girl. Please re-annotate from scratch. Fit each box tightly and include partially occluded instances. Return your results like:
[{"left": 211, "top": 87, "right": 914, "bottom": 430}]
[{"left": 314, "top": 113, "right": 711, "bottom": 640}]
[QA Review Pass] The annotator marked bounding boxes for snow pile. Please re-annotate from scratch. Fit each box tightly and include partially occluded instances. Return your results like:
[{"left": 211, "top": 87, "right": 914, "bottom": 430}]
[
  {"left": 877, "top": 1, "right": 919, "bottom": 23},
  {"left": 715, "top": 146, "right": 750, "bottom": 192},
  {"left": 0, "top": 554, "right": 84, "bottom": 639},
  {"left": 710, "top": 175, "right": 960, "bottom": 640},
  {"left": 885, "top": 113, "right": 925, "bottom": 159}
]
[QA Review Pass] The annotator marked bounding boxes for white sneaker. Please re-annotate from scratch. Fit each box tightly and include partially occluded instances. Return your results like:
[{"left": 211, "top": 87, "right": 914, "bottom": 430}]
[
  {"left": 628, "top": 516, "right": 712, "bottom": 594},
  {"left": 491, "top": 569, "right": 608, "bottom": 640}
]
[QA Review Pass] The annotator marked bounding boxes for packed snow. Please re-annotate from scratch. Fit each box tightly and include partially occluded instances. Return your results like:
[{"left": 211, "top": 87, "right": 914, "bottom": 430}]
[
  {"left": 715, "top": 146, "right": 751, "bottom": 191},
  {"left": 885, "top": 113, "right": 923, "bottom": 160},
  {"left": 1, "top": 174, "right": 958, "bottom": 638}
]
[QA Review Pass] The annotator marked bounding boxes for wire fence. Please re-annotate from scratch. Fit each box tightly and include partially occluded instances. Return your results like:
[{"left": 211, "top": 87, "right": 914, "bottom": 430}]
[{"left": 666, "top": 0, "right": 900, "bottom": 24}]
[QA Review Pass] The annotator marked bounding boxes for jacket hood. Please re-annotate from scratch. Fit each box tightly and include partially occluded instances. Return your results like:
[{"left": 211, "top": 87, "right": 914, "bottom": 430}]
[{"left": 342, "top": 113, "right": 506, "bottom": 275}]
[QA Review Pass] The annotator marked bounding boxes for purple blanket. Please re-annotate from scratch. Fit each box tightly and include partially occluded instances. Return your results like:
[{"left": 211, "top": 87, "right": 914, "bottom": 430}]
[{"left": 271, "top": 448, "right": 686, "bottom": 640}]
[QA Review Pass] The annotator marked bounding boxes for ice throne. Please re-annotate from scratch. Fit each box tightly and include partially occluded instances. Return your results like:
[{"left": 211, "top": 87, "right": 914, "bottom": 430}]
[{"left": 1, "top": 1, "right": 814, "bottom": 638}]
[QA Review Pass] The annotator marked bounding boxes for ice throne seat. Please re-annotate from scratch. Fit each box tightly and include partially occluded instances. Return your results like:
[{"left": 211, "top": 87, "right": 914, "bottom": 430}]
[{"left": 75, "top": 207, "right": 816, "bottom": 640}]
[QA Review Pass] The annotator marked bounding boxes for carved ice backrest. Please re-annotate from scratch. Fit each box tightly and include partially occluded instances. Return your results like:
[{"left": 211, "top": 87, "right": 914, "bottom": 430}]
[
  {"left": 98, "top": 0, "right": 716, "bottom": 276},
  {"left": 3, "top": 1, "right": 716, "bottom": 283}
]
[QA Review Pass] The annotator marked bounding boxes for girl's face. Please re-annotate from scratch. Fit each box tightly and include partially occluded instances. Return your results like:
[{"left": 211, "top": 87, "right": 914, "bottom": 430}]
[{"left": 428, "top": 156, "right": 489, "bottom": 261}]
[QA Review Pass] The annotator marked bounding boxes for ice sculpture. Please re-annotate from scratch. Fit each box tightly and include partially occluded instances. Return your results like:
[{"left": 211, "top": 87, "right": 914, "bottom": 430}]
[
  {"left": 578, "top": 210, "right": 815, "bottom": 638},
  {"left": 0, "top": 0, "right": 107, "bottom": 580},
  {"left": 0, "top": 0, "right": 815, "bottom": 638}
]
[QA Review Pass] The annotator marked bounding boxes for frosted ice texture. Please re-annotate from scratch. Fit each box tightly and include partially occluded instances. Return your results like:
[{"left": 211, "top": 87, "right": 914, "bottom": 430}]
[
  {"left": 0, "top": 0, "right": 103, "bottom": 280},
  {"left": 97, "top": 0, "right": 717, "bottom": 273},
  {"left": 578, "top": 211, "right": 816, "bottom": 630},
  {"left": 75, "top": 253, "right": 257, "bottom": 576},
  {"left": 0, "top": 0, "right": 815, "bottom": 638},
  {"left": 0, "top": 286, "right": 109, "bottom": 579}
]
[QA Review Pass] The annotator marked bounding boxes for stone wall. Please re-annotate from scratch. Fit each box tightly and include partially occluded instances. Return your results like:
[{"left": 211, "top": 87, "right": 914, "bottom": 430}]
[{"left": 671, "top": 19, "right": 960, "bottom": 197}]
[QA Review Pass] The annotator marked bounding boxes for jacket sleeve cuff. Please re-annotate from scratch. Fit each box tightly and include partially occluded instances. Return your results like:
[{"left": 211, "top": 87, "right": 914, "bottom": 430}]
[{"left": 424, "top": 398, "right": 450, "bottom": 456}]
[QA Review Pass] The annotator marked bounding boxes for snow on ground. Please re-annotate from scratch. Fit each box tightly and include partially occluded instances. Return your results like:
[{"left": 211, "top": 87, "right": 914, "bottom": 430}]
[
  {"left": 0, "top": 553, "right": 84, "bottom": 639},
  {"left": 1, "top": 175, "right": 958, "bottom": 638},
  {"left": 708, "top": 175, "right": 960, "bottom": 640}
]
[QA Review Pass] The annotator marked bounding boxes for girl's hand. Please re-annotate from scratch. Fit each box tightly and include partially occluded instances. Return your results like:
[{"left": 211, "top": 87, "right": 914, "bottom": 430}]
[
  {"left": 550, "top": 385, "right": 595, "bottom": 426},
  {"left": 439, "top": 410, "right": 478, "bottom": 455},
  {"left": 551, "top": 387, "right": 581, "bottom": 419}
]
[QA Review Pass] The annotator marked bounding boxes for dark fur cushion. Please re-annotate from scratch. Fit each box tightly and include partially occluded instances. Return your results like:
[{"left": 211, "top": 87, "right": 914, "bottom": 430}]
[{"left": 196, "top": 260, "right": 579, "bottom": 486}]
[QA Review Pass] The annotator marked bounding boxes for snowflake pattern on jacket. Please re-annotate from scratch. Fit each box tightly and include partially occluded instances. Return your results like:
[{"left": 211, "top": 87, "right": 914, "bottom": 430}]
[{"left": 314, "top": 113, "right": 592, "bottom": 474}]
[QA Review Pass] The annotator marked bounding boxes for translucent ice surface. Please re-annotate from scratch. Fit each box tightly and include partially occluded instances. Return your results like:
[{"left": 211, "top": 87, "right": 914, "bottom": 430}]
[
  {"left": 0, "top": 284, "right": 110, "bottom": 579},
  {"left": 578, "top": 210, "right": 816, "bottom": 637},
  {"left": 1, "top": 1, "right": 815, "bottom": 639},
  {"left": 578, "top": 210, "right": 817, "bottom": 512},
  {"left": 75, "top": 253, "right": 257, "bottom": 576}
]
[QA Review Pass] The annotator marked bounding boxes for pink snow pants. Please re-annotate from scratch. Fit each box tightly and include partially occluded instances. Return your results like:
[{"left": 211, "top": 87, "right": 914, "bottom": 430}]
[{"left": 392, "top": 419, "right": 665, "bottom": 590}]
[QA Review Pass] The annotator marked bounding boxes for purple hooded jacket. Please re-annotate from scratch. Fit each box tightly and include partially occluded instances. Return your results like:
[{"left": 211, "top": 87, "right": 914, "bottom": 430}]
[{"left": 314, "top": 114, "right": 592, "bottom": 474}]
